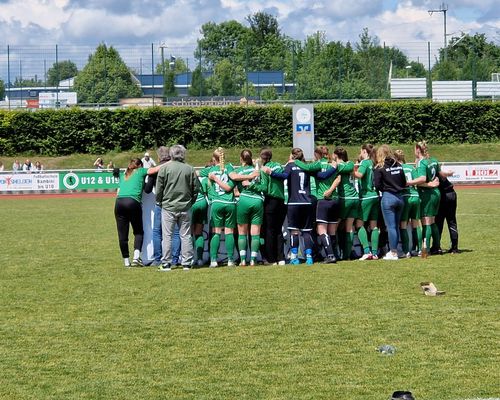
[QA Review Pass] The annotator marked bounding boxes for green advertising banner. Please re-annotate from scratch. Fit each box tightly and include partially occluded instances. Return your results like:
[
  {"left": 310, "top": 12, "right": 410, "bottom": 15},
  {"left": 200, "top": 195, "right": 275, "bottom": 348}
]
[{"left": 59, "top": 171, "right": 120, "bottom": 191}]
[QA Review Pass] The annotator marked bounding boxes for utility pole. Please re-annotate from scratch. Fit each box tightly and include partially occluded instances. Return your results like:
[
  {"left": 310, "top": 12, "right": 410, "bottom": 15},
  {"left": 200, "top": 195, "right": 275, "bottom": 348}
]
[
  {"left": 159, "top": 42, "right": 166, "bottom": 101},
  {"left": 428, "top": 3, "right": 448, "bottom": 60}
]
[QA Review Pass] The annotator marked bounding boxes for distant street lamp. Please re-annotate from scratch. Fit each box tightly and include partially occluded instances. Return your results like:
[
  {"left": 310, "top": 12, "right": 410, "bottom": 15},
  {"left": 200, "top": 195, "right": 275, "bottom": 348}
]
[{"left": 405, "top": 65, "right": 412, "bottom": 78}]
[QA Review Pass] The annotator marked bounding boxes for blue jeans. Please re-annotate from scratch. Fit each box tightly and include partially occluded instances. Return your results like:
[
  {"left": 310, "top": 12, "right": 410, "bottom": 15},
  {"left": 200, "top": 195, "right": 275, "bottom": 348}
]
[
  {"left": 381, "top": 192, "right": 404, "bottom": 252},
  {"left": 153, "top": 205, "right": 181, "bottom": 264}
]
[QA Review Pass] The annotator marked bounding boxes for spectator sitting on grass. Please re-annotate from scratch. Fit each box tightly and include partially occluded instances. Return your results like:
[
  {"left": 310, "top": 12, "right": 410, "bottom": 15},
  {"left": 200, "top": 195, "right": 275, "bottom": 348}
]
[
  {"left": 12, "top": 160, "right": 21, "bottom": 171},
  {"left": 22, "top": 159, "right": 33, "bottom": 172},
  {"left": 34, "top": 161, "right": 43, "bottom": 172},
  {"left": 94, "top": 158, "right": 104, "bottom": 171}
]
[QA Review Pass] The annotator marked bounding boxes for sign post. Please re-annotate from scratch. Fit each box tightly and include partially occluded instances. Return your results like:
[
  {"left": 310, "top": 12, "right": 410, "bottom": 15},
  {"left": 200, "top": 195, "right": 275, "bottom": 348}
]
[{"left": 292, "top": 104, "right": 315, "bottom": 160}]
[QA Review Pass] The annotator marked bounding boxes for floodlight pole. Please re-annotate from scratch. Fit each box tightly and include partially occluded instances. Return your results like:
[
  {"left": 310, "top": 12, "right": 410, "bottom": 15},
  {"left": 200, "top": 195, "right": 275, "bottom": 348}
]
[{"left": 428, "top": 3, "right": 448, "bottom": 60}]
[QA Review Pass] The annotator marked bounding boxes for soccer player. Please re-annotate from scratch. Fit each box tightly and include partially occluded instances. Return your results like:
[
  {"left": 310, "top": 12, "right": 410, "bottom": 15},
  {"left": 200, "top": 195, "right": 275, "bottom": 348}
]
[
  {"left": 232, "top": 149, "right": 268, "bottom": 266},
  {"left": 191, "top": 164, "right": 211, "bottom": 266},
  {"left": 406, "top": 141, "right": 443, "bottom": 257},
  {"left": 114, "top": 159, "right": 161, "bottom": 267},
  {"left": 353, "top": 144, "right": 380, "bottom": 260},
  {"left": 198, "top": 148, "right": 237, "bottom": 267},
  {"left": 259, "top": 147, "right": 287, "bottom": 265},
  {"left": 263, "top": 148, "right": 315, "bottom": 265},
  {"left": 394, "top": 149, "right": 422, "bottom": 258},
  {"left": 333, "top": 147, "right": 359, "bottom": 260},
  {"left": 294, "top": 146, "right": 340, "bottom": 263}
]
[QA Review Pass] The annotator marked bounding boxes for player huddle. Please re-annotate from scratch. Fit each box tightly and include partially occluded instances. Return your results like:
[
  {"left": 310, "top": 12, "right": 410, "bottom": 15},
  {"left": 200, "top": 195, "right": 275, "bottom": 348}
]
[
  {"left": 186, "top": 140, "right": 456, "bottom": 267},
  {"left": 115, "top": 142, "right": 458, "bottom": 270}
]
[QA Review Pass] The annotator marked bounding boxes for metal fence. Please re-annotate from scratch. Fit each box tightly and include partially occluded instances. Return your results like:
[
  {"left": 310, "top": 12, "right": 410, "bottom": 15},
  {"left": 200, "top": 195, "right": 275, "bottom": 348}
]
[{"left": 1, "top": 40, "right": 495, "bottom": 108}]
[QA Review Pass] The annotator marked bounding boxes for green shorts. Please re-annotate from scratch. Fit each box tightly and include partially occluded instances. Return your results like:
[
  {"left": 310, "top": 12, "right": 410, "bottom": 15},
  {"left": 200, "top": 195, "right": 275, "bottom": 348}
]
[
  {"left": 359, "top": 196, "right": 379, "bottom": 221},
  {"left": 191, "top": 199, "right": 208, "bottom": 225},
  {"left": 237, "top": 195, "right": 264, "bottom": 225},
  {"left": 210, "top": 202, "right": 236, "bottom": 228},
  {"left": 340, "top": 198, "right": 360, "bottom": 220},
  {"left": 420, "top": 189, "right": 440, "bottom": 217},
  {"left": 401, "top": 195, "right": 421, "bottom": 221}
]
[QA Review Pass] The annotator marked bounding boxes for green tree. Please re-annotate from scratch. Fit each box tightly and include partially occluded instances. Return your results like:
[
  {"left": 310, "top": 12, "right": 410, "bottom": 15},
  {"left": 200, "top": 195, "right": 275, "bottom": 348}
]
[
  {"left": 13, "top": 77, "right": 44, "bottom": 87},
  {"left": 210, "top": 59, "right": 244, "bottom": 95},
  {"left": 433, "top": 33, "right": 500, "bottom": 81},
  {"left": 0, "top": 79, "right": 4, "bottom": 100},
  {"left": 188, "top": 66, "right": 208, "bottom": 96},
  {"left": 74, "top": 43, "right": 142, "bottom": 104},
  {"left": 163, "top": 69, "right": 177, "bottom": 97},
  {"left": 196, "top": 20, "right": 250, "bottom": 68},
  {"left": 47, "top": 60, "right": 78, "bottom": 86}
]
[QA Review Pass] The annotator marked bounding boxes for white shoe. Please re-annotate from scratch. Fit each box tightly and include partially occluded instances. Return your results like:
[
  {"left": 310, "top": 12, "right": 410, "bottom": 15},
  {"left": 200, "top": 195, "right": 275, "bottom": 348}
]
[
  {"left": 158, "top": 265, "right": 172, "bottom": 272},
  {"left": 239, "top": 260, "right": 247, "bottom": 267},
  {"left": 405, "top": 252, "right": 411, "bottom": 258},
  {"left": 249, "top": 260, "right": 256, "bottom": 266},
  {"left": 359, "top": 253, "right": 373, "bottom": 261},
  {"left": 183, "top": 266, "right": 190, "bottom": 271},
  {"left": 278, "top": 260, "right": 286, "bottom": 266},
  {"left": 209, "top": 261, "right": 218, "bottom": 268},
  {"left": 383, "top": 252, "right": 399, "bottom": 260},
  {"left": 227, "top": 260, "right": 235, "bottom": 267}
]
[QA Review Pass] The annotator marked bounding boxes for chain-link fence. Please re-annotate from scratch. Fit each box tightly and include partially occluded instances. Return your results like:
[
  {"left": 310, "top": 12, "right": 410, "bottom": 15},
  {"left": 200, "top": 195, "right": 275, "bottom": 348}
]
[{"left": 1, "top": 39, "right": 494, "bottom": 109}]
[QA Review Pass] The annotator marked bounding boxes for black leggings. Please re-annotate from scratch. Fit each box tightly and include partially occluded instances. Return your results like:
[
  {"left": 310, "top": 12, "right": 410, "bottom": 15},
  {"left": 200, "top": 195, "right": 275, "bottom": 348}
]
[
  {"left": 261, "top": 196, "right": 287, "bottom": 263},
  {"left": 114, "top": 197, "right": 144, "bottom": 258},
  {"left": 435, "top": 190, "right": 458, "bottom": 250}
]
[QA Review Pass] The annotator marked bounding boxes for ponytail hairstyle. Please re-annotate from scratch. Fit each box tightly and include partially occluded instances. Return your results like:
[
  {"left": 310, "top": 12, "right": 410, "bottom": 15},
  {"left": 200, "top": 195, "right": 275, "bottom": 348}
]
[
  {"left": 240, "top": 149, "right": 253, "bottom": 166},
  {"left": 394, "top": 149, "right": 406, "bottom": 164},
  {"left": 416, "top": 140, "right": 429, "bottom": 158},
  {"left": 314, "top": 145, "right": 331, "bottom": 161},
  {"left": 125, "top": 158, "right": 143, "bottom": 178},
  {"left": 361, "top": 143, "right": 376, "bottom": 163},
  {"left": 213, "top": 147, "right": 225, "bottom": 173},
  {"left": 260, "top": 147, "right": 273, "bottom": 165},
  {"left": 333, "top": 146, "right": 348, "bottom": 162},
  {"left": 291, "top": 147, "right": 305, "bottom": 162},
  {"left": 375, "top": 144, "right": 394, "bottom": 168}
]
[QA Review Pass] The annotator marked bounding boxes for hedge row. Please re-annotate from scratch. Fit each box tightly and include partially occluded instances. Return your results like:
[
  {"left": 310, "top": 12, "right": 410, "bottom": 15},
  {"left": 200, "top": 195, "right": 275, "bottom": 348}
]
[{"left": 0, "top": 101, "right": 499, "bottom": 155}]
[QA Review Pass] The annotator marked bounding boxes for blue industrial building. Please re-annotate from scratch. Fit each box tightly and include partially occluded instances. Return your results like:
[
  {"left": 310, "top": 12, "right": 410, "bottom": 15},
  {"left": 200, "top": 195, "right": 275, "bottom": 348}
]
[{"left": 3, "top": 71, "right": 293, "bottom": 102}]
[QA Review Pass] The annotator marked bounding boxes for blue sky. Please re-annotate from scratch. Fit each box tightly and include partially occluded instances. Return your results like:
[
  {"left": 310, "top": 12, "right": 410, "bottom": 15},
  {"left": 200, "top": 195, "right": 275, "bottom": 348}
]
[{"left": 0, "top": 0, "right": 498, "bottom": 79}]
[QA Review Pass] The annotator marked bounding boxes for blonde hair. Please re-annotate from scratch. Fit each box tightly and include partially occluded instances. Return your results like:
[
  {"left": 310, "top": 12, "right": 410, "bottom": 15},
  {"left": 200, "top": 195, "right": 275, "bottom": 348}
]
[
  {"left": 394, "top": 149, "right": 406, "bottom": 164},
  {"left": 375, "top": 144, "right": 394, "bottom": 168},
  {"left": 213, "top": 147, "right": 225, "bottom": 172},
  {"left": 416, "top": 140, "right": 429, "bottom": 158}
]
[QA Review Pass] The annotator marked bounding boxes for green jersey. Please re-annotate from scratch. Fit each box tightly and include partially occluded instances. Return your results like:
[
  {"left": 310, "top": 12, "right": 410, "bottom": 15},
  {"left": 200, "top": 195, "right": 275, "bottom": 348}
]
[
  {"left": 263, "top": 161, "right": 285, "bottom": 200},
  {"left": 234, "top": 165, "right": 267, "bottom": 201},
  {"left": 195, "top": 176, "right": 209, "bottom": 204},
  {"left": 198, "top": 163, "right": 235, "bottom": 204},
  {"left": 417, "top": 157, "right": 440, "bottom": 194},
  {"left": 337, "top": 161, "right": 358, "bottom": 200},
  {"left": 294, "top": 158, "right": 338, "bottom": 199},
  {"left": 402, "top": 163, "right": 419, "bottom": 197},
  {"left": 357, "top": 159, "right": 377, "bottom": 200},
  {"left": 117, "top": 167, "right": 147, "bottom": 203}
]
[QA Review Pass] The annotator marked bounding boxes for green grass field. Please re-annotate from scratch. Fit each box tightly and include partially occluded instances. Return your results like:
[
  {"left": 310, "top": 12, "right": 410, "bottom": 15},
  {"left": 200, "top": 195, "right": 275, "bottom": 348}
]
[
  {"left": 2, "top": 142, "right": 500, "bottom": 170},
  {"left": 0, "top": 187, "right": 498, "bottom": 399}
]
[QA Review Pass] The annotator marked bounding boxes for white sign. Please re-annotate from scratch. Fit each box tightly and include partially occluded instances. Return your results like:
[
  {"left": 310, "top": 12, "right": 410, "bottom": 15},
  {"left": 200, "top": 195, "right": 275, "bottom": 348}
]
[
  {"left": 292, "top": 104, "right": 315, "bottom": 160},
  {"left": 0, "top": 173, "right": 59, "bottom": 191},
  {"left": 39, "top": 92, "right": 77, "bottom": 108},
  {"left": 446, "top": 164, "right": 500, "bottom": 183}
]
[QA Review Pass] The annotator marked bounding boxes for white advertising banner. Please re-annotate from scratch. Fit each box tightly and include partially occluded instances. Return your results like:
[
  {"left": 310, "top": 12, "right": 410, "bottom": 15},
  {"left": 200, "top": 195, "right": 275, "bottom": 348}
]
[
  {"left": 444, "top": 163, "right": 500, "bottom": 183},
  {"left": 0, "top": 173, "right": 59, "bottom": 191}
]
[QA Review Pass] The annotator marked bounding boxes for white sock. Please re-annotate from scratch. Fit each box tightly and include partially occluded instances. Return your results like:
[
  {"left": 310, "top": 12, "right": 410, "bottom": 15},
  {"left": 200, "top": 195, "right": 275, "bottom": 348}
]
[
  {"left": 133, "top": 249, "right": 140, "bottom": 260},
  {"left": 124, "top": 258, "right": 130, "bottom": 267}
]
